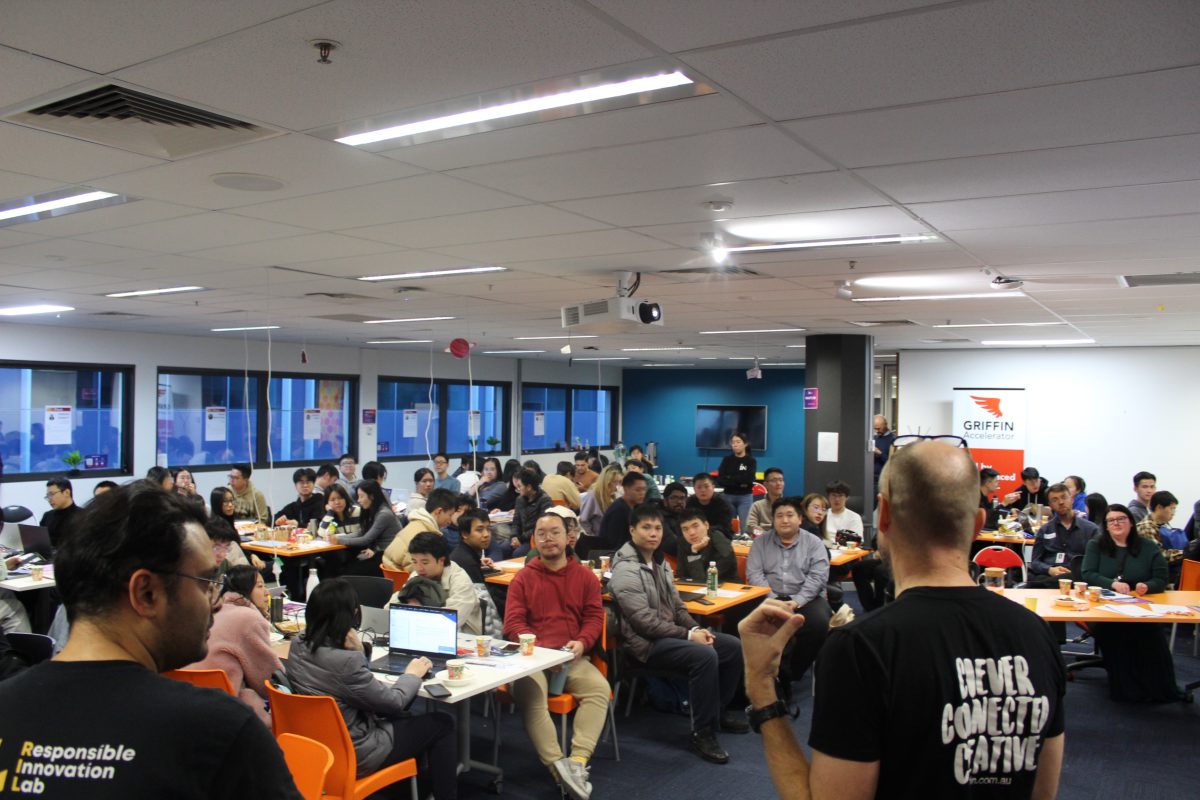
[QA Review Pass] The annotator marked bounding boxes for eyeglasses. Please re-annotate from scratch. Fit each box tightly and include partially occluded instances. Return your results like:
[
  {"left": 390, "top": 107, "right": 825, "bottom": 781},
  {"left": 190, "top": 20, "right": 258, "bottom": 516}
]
[
  {"left": 890, "top": 434, "right": 968, "bottom": 453},
  {"left": 1104, "top": 517, "right": 1130, "bottom": 526},
  {"left": 160, "top": 571, "right": 228, "bottom": 603},
  {"left": 44, "top": 490, "right": 62, "bottom": 500},
  {"left": 534, "top": 529, "right": 567, "bottom": 540}
]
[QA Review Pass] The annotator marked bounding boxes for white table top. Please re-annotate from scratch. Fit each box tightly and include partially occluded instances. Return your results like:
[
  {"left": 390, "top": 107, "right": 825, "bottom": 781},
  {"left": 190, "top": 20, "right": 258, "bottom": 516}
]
[
  {"left": 370, "top": 635, "right": 573, "bottom": 703},
  {"left": 0, "top": 574, "right": 56, "bottom": 592}
]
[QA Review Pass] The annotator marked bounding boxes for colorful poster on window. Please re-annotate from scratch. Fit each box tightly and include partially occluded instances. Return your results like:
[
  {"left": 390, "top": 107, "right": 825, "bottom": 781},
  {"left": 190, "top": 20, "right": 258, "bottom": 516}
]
[
  {"left": 402, "top": 410, "right": 418, "bottom": 438},
  {"left": 533, "top": 412, "right": 545, "bottom": 437},
  {"left": 205, "top": 406, "right": 227, "bottom": 442},
  {"left": 303, "top": 408, "right": 321, "bottom": 440},
  {"left": 468, "top": 410, "right": 481, "bottom": 438},
  {"left": 952, "top": 388, "right": 1027, "bottom": 500},
  {"left": 44, "top": 405, "right": 72, "bottom": 445}
]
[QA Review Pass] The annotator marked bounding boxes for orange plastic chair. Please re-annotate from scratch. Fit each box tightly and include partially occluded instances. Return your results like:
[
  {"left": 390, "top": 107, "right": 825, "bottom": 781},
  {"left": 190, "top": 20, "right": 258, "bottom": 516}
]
[
  {"left": 381, "top": 566, "right": 410, "bottom": 592},
  {"left": 1172, "top": 559, "right": 1200, "bottom": 655},
  {"left": 266, "top": 681, "right": 419, "bottom": 800},
  {"left": 164, "top": 668, "right": 235, "bottom": 695},
  {"left": 277, "top": 733, "right": 334, "bottom": 800}
]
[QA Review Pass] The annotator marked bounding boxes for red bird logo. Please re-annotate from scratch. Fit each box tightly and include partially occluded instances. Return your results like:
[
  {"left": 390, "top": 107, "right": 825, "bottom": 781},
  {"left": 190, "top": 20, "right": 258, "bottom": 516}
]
[{"left": 971, "top": 396, "right": 1003, "bottom": 418}]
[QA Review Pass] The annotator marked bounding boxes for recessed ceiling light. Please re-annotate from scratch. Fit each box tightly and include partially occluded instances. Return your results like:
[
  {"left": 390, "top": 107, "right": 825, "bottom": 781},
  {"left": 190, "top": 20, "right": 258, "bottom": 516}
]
[
  {"left": 211, "top": 325, "right": 280, "bottom": 332},
  {"left": 366, "top": 339, "right": 434, "bottom": 344},
  {"left": 620, "top": 346, "right": 695, "bottom": 352},
  {"left": 106, "top": 286, "right": 205, "bottom": 298},
  {"left": 981, "top": 338, "right": 1094, "bottom": 346},
  {"left": 785, "top": 344, "right": 806, "bottom": 349},
  {"left": 854, "top": 275, "right": 950, "bottom": 289},
  {"left": 698, "top": 328, "right": 804, "bottom": 335},
  {"left": 931, "top": 321, "right": 1064, "bottom": 328},
  {"left": 0, "top": 190, "right": 119, "bottom": 223},
  {"left": 358, "top": 266, "right": 506, "bottom": 282},
  {"left": 514, "top": 335, "right": 598, "bottom": 341},
  {"left": 698, "top": 357, "right": 718, "bottom": 360},
  {"left": 482, "top": 349, "right": 545, "bottom": 354},
  {"left": 718, "top": 234, "right": 937, "bottom": 255},
  {"left": 572, "top": 357, "right": 630, "bottom": 361},
  {"left": 852, "top": 292, "right": 1023, "bottom": 302},
  {"left": 641, "top": 363, "right": 695, "bottom": 367},
  {"left": 363, "top": 316, "right": 455, "bottom": 324},
  {"left": 337, "top": 72, "right": 694, "bottom": 147},
  {"left": 0, "top": 304, "right": 74, "bottom": 316}
]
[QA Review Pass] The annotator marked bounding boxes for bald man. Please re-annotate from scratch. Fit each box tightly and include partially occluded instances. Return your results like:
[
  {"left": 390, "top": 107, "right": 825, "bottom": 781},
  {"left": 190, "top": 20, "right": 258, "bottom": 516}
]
[
  {"left": 740, "top": 441, "right": 1065, "bottom": 799},
  {"left": 871, "top": 416, "right": 895, "bottom": 492}
]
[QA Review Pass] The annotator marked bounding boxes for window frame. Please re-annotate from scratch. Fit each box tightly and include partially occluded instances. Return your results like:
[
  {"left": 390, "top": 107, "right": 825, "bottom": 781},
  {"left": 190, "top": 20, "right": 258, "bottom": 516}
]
[
  {"left": 520, "top": 382, "right": 619, "bottom": 454},
  {"left": 0, "top": 359, "right": 134, "bottom": 482},
  {"left": 377, "top": 376, "right": 512, "bottom": 463},
  {"left": 156, "top": 367, "right": 358, "bottom": 473}
]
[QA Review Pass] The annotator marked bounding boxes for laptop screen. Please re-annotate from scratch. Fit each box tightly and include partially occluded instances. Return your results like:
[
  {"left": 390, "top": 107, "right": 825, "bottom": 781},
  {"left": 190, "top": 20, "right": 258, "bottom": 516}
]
[
  {"left": 18, "top": 525, "right": 52, "bottom": 556},
  {"left": 388, "top": 604, "right": 458, "bottom": 657}
]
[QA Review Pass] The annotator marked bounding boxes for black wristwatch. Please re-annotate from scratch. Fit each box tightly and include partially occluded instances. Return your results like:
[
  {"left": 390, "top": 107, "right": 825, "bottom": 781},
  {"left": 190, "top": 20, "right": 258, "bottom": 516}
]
[{"left": 746, "top": 700, "right": 790, "bottom": 733}]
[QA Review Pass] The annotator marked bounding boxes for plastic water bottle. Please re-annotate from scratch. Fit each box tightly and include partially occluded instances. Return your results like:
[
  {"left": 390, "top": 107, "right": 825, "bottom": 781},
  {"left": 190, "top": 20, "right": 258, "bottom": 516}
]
[
  {"left": 706, "top": 561, "right": 719, "bottom": 601},
  {"left": 305, "top": 568, "right": 320, "bottom": 600}
]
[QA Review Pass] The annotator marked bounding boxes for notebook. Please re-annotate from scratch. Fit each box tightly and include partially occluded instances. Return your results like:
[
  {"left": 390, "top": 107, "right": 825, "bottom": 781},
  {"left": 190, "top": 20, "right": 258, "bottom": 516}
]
[{"left": 372, "top": 604, "right": 459, "bottom": 677}]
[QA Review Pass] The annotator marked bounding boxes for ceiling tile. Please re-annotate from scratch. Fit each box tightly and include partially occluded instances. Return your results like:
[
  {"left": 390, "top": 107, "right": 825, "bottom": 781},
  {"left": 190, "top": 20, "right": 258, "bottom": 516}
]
[
  {"left": 431, "top": 229, "right": 674, "bottom": 264},
  {"left": 0, "top": 122, "right": 165, "bottom": 184},
  {"left": 0, "top": 238, "right": 154, "bottom": 269},
  {"left": 344, "top": 205, "right": 610, "bottom": 249},
  {"left": 0, "top": 45, "right": 93, "bottom": 108},
  {"left": 290, "top": 249, "right": 473, "bottom": 279},
  {"left": 75, "top": 211, "right": 312, "bottom": 253},
  {"left": 447, "top": 126, "right": 831, "bottom": 202},
  {"left": 6, "top": 199, "right": 199, "bottom": 238},
  {"left": 191, "top": 233, "right": 402, "bottom": 267}
]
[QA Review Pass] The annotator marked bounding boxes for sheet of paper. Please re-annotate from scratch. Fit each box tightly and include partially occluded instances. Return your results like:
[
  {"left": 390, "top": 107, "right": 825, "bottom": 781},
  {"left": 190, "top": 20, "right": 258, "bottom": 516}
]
[
  {"left": 402, "top": 409, "right": 418, "bottom": 437},
  {"left": 44, "top": 405, "right": 72, "bottom": 445},
  {"left": 533, "top": 411, "right": 545, "bottom": 436},
  {"left": 817, "top": 431, "right": 839, "bottom": 462},
  {"left": 303, "top": 408, "right": 321, "bottom": 439},
  {"left": 1099, "top": 604, "right": 1161, "bottom": 618},
  {"left": 1146, "top": 603, "right": 1196, "bottom": 615},
  {"left": 468, "top": 409, "right": 481, "bottom": 437},
  {"left": 715, "top": 588, "right": 743, "bottom": 598},
  {"left": 205, "top": 406, "right": 227, "bottom": 441}
]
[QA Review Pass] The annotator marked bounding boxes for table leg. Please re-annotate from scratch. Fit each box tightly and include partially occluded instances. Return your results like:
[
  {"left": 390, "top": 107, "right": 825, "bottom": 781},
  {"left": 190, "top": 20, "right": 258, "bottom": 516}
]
[{"left": 454, "top": 697, "right": 505, "bottom": 786}]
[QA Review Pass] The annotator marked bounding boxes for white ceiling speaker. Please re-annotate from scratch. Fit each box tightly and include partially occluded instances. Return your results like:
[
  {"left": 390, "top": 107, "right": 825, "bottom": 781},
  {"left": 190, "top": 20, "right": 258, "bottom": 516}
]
[{"left": 990, "top": 276, "right": 1024, "bottom": 291}]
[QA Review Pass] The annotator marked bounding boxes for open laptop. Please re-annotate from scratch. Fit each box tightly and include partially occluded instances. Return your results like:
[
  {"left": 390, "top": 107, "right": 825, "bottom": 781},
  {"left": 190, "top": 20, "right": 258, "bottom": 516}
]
[
  {"left": 371, "top": 604, "right": 459, "bottom": 677},
  {"left": 18, "top": 525, "right": 53, "bottom": 559}
]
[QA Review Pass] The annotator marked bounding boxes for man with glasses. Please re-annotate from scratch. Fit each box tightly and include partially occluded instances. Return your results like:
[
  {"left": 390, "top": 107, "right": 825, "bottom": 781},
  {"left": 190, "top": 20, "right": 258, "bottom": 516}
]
[
  {"left": 337, "top": 452, "right": 358, "bottom": 490},
  {"left": 0, "top": 483, "right": 302, "bottom": 798},
  {"left": 40, "top": 476, "right": 82, "bottom": 549},
  {"left": 432, "top": 453, "right": 461, "bottom": 493},
  {"left": 748, "top": 467, "right": 786, "bottom": 534},
  {"left": 1026, "top": 483, "right": 1098, "bottom": 589},
  {"left": 504, "top": 512, "right": 607, "bottom": 800}
]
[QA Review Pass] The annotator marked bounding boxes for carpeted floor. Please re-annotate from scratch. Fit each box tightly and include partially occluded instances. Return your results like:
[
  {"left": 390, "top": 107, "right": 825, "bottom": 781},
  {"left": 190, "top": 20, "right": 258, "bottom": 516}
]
[{"left": 449, "top": 595, "right": 1199, "bottom": 799}]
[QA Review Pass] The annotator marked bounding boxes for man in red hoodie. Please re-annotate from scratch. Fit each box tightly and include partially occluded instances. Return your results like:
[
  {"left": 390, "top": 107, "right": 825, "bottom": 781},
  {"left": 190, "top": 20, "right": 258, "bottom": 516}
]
[{"left": 504, "top": 512, "right": 608, "bottom": 800}]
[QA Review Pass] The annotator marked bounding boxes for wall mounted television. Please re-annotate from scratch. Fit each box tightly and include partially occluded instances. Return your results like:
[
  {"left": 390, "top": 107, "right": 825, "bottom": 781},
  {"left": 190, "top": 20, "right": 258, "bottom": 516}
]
[{"left": 695, "top": 405, "right": 767, "bottom": 451}]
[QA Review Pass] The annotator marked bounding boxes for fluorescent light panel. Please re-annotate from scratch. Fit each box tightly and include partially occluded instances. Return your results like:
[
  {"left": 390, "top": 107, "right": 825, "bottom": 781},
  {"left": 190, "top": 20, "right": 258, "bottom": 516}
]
[
  {"left": 620, "top": 346, "right": 695, "bottom": 352},
  {"left": 363, "top": 316, "right": 455, "bottom": 324},
  {"left": 0, "top": 304, "right": 74, "bottom": 316},
  {"left": 211, "top": 325, "right": 280, "bottom": 332},
  {"left": 698, "top": 328, "right": 804, "bottom": 335},
  {"left": 367, "top": 339, "right": 433, "bottom": 344},
  {"left": 0, "top": 190, "right": 118, "bottom": 223},
  {"left": 981, "top": 338, "right": 1094, "bottom": 346},
  {"left": 931, "top": 321, "right": 1063, "bottom": 328},
  {"left": 514, "top": 335, "right": 597, "bottom": 341},
  {"left": 718, "top": 234, "right": 937, "bottom": 255},
  {"left": 785, "top": 344, "right": 806, "bottom": 348},
  {"left": 852, "top": 292, "right": 1024, "bottom": 302},
  {"left": 106, "top": 286, "right": 204, "bottom": 298},
  {"left": 337, "top": 72, "right": 693, "bottom": 147},
  {"left": 358, "top": 266, "right": 505, "bottom": 282}
]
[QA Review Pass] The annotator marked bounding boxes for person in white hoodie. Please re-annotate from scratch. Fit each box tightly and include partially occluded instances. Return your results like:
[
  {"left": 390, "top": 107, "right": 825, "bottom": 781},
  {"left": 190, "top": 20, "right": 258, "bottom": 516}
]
[{"left": 391, "top": 532, "right": 481, "bottom": 634}]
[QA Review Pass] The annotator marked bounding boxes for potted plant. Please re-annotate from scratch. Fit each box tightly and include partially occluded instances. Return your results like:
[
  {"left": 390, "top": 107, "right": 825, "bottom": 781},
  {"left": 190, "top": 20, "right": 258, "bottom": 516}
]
[
  {"left": 485, "top": 436, "right": 500, "bottom": 450},
  {"left": 62, "top": 450, "right": 83, "bottom": 476}
]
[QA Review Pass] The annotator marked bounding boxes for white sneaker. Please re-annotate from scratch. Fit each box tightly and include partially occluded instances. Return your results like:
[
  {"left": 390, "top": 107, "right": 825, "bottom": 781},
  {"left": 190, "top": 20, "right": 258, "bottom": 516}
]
[{"left": 553, "top": 757, "right": 592, "bottom": 800}]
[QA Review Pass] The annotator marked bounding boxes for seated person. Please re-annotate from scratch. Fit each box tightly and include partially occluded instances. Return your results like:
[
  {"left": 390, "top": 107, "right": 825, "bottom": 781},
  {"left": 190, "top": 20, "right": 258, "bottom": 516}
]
[
  {"left": 1127, "top": 470, "right": 1156, "bottom": 522},
  {"left": 274, "top": 467, "right": 325, "bottom": 529},
  {"left": 450, "top": 509, "right": 496, "bottom": 584},
  {"left": 1003, "top": 466, "right": 1049, "bottom": 510},
  {"left": 439, "top": 494, "right": 475, "bottom": 550},
  {"left": 1081, "top": 505, "right": 1187, "bottom": 703},
  {"left": 746, "top": 496, "right": 832, "bottom": 696},
  {"left": 316, "top": 482, "right": 362, "bottom": 572},
  {"left": 823, "top": 480, "right": 889, "bottom": 611},
  {"left": 1026, "top": 483, "right": 1098, "bottom": 588},
  {"left": 822, "top": 481, "right": 863, "bottom": 545},
  {"left": 526, "top": 506, "right": 580, "bottom": 563},
  {"left": 1064, "top": 474, "right": 1088, "bottom": 514},
  {"left": 228, "top": 463, "right": 269, "bottom": 526},
  {"left": 609, "top": 504, "right": 747, "bottom": 765},
  {"left": 542, "top": 461, "right": 583, "bottom": 511},
  {"left": 40, "top": 476, "right": 83, "bottom": 548},
  {"left": 337, "top": 480, "right": 401, "bottom": 576},
  {"left": 512, "top": 469, "right": 553, "bottom": 557},
  {"left": 407, "top": 467, "right": 436, "bottom": 515},
  {"left": 393, "top": 533, "right": 482, "bottom": 634},
  {"left": 286, "top": 579, "right": 458, "bottom": 799},
  {"left": 747, "top": 468, "right": 785, "bottom": 534},
  {"left": 578, "top": 464, "right": 623, "bottom": 543},
  {"left": 978, "top": 468, "right": 1004, "bottom": 530},
  {"left": 658, "top": 481, "right": 688, "bottom": 556},
  {"left": 433, "top": 453, "right": 461, "bottom": 493},
  {"left": 624, "top": 459, "right": 661, "bottom": 501},
  {"left": 92, "top": 479, "right": 119, "bottom": 497},
  {"left": 383, "top": 488, "right": 458, "bottom": 572},
  {"left": 571, "top": 451, "right": 599, "bottom": 492},
  {"left": 1137, "top": 490, "right": 1188, "bottom": 585},
  {"left": 674, "top": 507, "right": 738, "bottom": 584},
  {"left": 206, "top": 517, "right": 252, "bottom": 571},
  {"left": 314, "top": 462, "right": 339, "bottom": 494},
  {"left": 596, "top": 471, "right": 648, "bottom": 551},
  {"left": 504, "top": 512, "right": 608, "bottom": 800},
  {"left": 184, "top": 565, "right": 282, "bottom": 725},
  {"left": 0, "top": 555, "right": 31, "bottom": 634},
  {"left": 686, "top": 473, "right": 734, "bottom": 536}
]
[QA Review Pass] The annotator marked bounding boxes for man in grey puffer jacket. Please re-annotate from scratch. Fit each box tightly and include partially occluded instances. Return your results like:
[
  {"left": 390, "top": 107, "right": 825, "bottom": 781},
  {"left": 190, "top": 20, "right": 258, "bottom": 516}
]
[{"left": 608, "top": 503, "right": 748, "bottom": 766}]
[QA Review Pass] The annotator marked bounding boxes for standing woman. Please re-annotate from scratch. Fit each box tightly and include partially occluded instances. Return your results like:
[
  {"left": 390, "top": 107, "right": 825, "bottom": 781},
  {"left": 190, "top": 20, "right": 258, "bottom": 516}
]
[
  {"left": 338, "top": 480, "right": 401, "bottom": 576},
  {"left": 286, "top": 579, "right": 458, "bottom": 799},
  {"left": 717, "top": 432, "right": 757, "bottom": 531},
  {"left": 1081, "top": 504, "right": 1187, "bottom": 703}
]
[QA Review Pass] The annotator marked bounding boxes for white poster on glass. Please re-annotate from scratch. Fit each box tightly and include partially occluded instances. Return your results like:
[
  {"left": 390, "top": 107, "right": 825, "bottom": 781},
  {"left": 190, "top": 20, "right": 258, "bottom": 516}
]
[
  {"left": 44, "top": 405, "right": 73, "bottom": 445},
  {"left": 468, "top": 410, "right": 481, "bottom": 437},
  {"left": 533, "top": 412, "right": 545, "bottom": 437},
  {"left": 402, "top": 410, "right": 418, "bottom": 438},
  {"left": 205, "top": 406, "right": 227, "bottom": 442},
  {"left": 303, "top": 408, "right": 321, "bottom": 440}
]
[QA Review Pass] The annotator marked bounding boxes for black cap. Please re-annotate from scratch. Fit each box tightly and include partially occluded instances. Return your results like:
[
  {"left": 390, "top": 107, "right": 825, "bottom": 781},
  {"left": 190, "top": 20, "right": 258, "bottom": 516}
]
[{"left": 1020, "top": 467, "right": 1040, "bottom": 480}]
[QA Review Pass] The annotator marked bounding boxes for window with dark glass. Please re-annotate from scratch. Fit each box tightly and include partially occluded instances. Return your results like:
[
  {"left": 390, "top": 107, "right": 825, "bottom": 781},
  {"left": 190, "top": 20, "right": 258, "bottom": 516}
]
[
  {"left": 377, "top": 379, "right": 440, "bottom": 458},
  {"left": 521, "top": 385, "right": 567, "bottom": 451},
  {"left": 157, "top": 372, "right": 259, "bottom": 467},
  {"left": 520, "top": 384, "right": 617, "bottom": 453}
]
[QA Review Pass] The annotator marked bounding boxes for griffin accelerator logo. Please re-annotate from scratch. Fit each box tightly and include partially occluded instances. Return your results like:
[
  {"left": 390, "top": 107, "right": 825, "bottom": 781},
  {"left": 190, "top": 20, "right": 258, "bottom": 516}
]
[{"left": 971, "top": 396, "right": 1003, "bottom": 418}]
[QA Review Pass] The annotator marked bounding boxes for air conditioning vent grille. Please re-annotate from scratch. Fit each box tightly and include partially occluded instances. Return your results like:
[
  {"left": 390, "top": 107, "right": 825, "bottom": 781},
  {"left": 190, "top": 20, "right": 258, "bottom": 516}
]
[
  {"left": 562, "top": 306, "right": 581, "bottom": 326},
  {"left": 29, "top": 85, "right": 255, "bottom": 130},
  {"left": 581, "top": 300, "right": 611, "bottom": 317},
  {"left": 1120, "top": 272, "right": 1200, "bottom": 288},
  {"left": 659, "top": 266, "right": 763, "bottom": 277}
]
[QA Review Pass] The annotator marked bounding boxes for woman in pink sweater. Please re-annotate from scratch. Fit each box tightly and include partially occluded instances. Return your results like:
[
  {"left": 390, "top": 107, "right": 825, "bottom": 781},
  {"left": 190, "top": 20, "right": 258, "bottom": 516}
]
[{"left": 186, "top": 565, "right": 282, "bottom": 725}]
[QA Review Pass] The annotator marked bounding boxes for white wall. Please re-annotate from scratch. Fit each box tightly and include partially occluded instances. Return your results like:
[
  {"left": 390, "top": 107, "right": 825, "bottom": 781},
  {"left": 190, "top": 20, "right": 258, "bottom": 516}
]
[
  {"left": 0, "top": 321, "right": 619, "bottom": 517},
  {"left": 899, "top": 346, "right": 1200, "bottom": 513}
]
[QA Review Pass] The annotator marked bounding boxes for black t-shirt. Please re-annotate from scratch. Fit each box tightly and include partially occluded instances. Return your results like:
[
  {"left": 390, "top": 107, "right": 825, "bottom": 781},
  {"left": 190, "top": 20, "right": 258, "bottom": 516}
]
[
  {"left": 686, "top": 494, "right": 735, "bottom": 535},
  {"left": 809, "top": 586, "right": 1065, "bottom": 798},
  {"left": 39, "top": 504, "right": 84, "bottom": 549},
  {"left": 0, "top": 661, "right": 301, "bottom": 799},
  {"left": 277, "top": 494, "right": 326, "bottom": 528},
  {"left": 451, "top": 542, "right": 486, "bottom": 584}
]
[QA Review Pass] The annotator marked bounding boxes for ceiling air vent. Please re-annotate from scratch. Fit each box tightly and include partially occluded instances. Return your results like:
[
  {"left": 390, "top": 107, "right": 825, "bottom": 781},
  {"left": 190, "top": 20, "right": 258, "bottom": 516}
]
[
  {"left": 303, "top": 292, "right": 378, "bottom": 302},
  {"left": 1119, "top": 272, "right": 1200, "bottom": 288},
  {"left": 847, "top": 319, "right": 917, "bottom": 327},
  {"left": 7, "top": 84, "right": 278, "bottom": 159},
  {"left": 89, "top": 311, "right": 148, "bottom": 319},
  {"left": 919, "top": 337, "right": 971, "bottom": 344},
  {"left": 659, "top": 266, "right": 763, "bottom": 277}
]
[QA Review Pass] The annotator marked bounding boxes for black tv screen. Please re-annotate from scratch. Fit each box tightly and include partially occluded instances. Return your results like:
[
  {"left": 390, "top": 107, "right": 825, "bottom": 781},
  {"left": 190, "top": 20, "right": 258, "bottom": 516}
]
[{"left": 695, "top": 405, "right": 767, "bottom": 451}]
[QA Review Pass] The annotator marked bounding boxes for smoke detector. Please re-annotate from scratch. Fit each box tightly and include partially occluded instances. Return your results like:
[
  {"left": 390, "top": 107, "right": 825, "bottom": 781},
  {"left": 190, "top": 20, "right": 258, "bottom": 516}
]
[{"left": 702, "top": 199, "right": 734, "bottom": 213}]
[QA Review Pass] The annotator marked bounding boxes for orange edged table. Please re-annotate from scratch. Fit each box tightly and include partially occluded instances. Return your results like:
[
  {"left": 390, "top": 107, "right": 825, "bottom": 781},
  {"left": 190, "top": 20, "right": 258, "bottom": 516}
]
[{"left": 1001, "top": 588, "right": 1200, "bottom": 622}]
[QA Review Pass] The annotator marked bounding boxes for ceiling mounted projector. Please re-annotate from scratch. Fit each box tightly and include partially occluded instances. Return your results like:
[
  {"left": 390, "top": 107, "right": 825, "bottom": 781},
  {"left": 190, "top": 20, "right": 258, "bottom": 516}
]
[
  {"left": 561, "top": 296, "right": 664, "bottom": 332},
  {"left": 991, "top": 276, "right": 1024, "bottom": 291}
]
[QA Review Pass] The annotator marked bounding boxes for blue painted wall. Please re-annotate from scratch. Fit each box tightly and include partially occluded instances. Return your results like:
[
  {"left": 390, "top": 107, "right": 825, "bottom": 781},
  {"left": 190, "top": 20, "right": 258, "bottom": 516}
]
[{"left": 621, "top": 368, "right": 807, "bottom": 490}]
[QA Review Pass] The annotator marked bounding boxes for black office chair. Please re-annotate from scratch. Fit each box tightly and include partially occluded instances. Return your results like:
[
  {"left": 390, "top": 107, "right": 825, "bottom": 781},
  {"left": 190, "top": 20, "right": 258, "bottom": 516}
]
[
  {"left": 6, "top": 632, "right": 54, "bottom": 665},
  {"left": 342, "top": 575, "right": 395, "bottom": 609},
  {"left": 1062, "top": 554, "right": 1104, "bottom": 677}
]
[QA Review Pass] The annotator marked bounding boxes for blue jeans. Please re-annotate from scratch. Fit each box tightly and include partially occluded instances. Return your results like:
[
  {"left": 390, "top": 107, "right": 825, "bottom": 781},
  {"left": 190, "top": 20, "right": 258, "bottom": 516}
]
[{"left": 726, "top": 492, "right": 754, "bottom": 532}]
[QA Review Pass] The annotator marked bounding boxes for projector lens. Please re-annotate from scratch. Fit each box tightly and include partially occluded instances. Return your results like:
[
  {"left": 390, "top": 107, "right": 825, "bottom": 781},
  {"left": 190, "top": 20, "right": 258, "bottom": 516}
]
[{"left": 638, "top": 302, "right": 661, "bottom": 323}]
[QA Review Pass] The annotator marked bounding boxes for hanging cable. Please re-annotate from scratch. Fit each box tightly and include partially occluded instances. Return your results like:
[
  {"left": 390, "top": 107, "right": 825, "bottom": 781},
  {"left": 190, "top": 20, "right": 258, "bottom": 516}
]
[
  {"left": 424, "top": 340, "right": 435, "bottom": 465},
  {"left": 263, "top": 267, "right": 275, "bottom": 521}
]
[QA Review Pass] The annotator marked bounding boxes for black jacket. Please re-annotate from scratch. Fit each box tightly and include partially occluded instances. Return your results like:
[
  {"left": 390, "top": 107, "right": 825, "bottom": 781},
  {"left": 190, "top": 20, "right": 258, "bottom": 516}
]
[{"left": 675, "top": 530, "right": 738, "bottom": 583}]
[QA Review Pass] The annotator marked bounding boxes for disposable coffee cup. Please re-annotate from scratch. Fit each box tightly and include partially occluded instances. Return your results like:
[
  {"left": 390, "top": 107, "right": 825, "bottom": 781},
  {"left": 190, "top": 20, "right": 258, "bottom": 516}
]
[
  {"left": 475, "top": 635, "right": 492, "bottom": 658},
  {"left": 31, "top": 564, "right": 44, "bottom": 582},
  {"left": 1023, "top": 597, "right": 1038, "bottom": 612},
  {"left": 1058, "top": 578, "right": 1071, "bottom": 595},
  {"left": 519, "top": 633, "right": 537, "bottom": 656},
  {"left": 1087, "top": 586, "right": 1101, "bottom": 602},
  {"left": 1073, "top": 581, "right": 1086, "bottom": 598},
  {"left": 446, "top": 659, "right": 466, "bottom": 681},
  {"left": 599, "top": 556, "right": 611, "bottom": 570}
]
